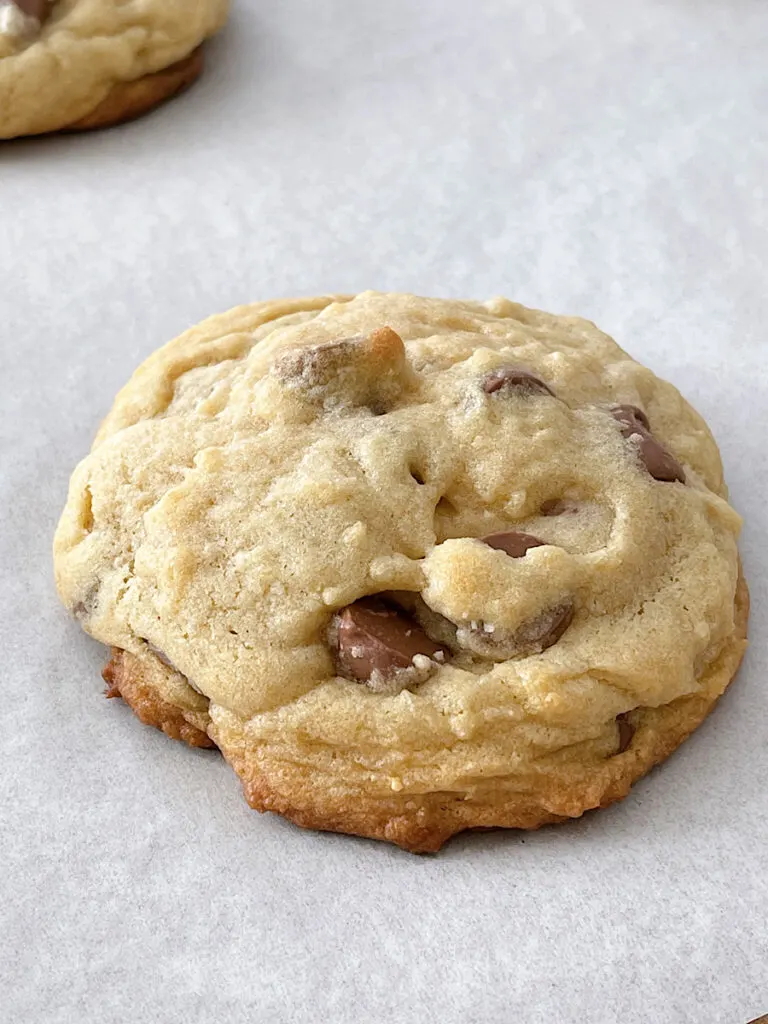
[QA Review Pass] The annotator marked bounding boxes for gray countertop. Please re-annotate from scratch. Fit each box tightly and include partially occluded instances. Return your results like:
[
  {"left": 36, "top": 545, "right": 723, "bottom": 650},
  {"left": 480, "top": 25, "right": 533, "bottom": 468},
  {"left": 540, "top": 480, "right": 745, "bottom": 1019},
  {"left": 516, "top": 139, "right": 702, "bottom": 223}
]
[{"left": 1, "top": 2, "right": 766, "bottom": 1021}]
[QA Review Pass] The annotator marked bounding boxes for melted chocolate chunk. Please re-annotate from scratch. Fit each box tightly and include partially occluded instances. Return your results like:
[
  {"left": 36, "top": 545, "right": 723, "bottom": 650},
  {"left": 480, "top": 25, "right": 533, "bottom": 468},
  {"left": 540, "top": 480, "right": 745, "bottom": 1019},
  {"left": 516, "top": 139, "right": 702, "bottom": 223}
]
[
  {"left": 637, "top": 435, "right": 686, "bottom": 482},
  {"left": 9, "top": 0, "right": 47, "bottom": 21},
  {"left": 274, "top": 336, "right": 363, "bottom": 388},
  {"left": 334, "top": 597, "right": 446, "bottom": 686},
  {"left": 610, "top": 404, "right": 650, "bottom": 431},
  {"left": 519, "top": 600, "right": 574, "bottom": 653},
  {"left": 460, "top": 599, "right": 574, "bottom": 660},
  {"left": 610, "top": 405, "right": 685, "bottom": 483},
  {"left": 482, "top": 366, "right": 555, "bottom": 397},
  {"left": 481, "top": 530, "right": 545, "bottom": 558},
  {"left": 272, "top": 327, "right": 406, "bottom": 411}
]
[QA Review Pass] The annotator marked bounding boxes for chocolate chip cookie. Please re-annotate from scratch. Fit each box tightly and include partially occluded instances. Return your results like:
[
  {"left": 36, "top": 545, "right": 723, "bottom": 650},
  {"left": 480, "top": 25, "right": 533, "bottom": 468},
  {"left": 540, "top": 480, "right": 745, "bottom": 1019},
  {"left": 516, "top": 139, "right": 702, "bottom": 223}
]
[
  {"left": 0, "top": 0, "right": 228, "bottom": 139},
  {"left": 53, "top": 293, "right": 748, "bottom": 851}
]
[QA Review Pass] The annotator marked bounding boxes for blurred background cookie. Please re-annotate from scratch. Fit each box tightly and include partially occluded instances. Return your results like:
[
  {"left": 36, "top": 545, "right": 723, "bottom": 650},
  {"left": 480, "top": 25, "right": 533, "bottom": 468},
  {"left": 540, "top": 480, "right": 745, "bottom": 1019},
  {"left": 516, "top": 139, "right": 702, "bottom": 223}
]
[{"left": 0, "top": 0, "right": 228, "bottom": 138}]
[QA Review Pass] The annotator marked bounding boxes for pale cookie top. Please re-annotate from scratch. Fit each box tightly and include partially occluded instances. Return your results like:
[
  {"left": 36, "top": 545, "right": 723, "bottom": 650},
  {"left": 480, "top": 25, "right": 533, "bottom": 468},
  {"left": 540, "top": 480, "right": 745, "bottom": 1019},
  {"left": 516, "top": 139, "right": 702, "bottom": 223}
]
[
  {"left": 0, "top": 0, "right": 228, "bottom": 134},
  {"left": 54, "top": 293, "right": 742, "bottom": 785}
]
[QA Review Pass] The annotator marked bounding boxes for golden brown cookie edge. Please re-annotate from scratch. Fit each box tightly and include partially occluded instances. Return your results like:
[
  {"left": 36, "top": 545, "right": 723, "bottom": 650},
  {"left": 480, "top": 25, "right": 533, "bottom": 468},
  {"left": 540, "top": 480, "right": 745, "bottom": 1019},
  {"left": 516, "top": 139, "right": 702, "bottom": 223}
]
[
  {"left": 60, "top": 46, "right": 205, "bottom": 134},
  {"left": 103, "top": 647, "right": 215, "bottom": 749},
  {"left": 216, "top": 569, "right": 750, "bottom": 851},
  {"left": 99, "top": 571, "right": 749, "bottom": 852}
]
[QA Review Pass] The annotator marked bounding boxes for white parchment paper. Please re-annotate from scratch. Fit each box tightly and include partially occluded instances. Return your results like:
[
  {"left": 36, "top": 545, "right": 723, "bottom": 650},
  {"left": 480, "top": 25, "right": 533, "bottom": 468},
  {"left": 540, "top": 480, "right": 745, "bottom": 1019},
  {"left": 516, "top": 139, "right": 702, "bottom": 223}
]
[{"left": 1, "top": 2, "right": 766, "bottom": 1021}]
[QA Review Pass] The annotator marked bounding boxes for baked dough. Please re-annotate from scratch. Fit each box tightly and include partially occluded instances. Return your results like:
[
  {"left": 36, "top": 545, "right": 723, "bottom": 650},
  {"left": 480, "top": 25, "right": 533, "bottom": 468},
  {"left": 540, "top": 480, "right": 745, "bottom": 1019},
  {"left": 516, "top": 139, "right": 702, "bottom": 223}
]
[{"left": 53, "top": 292, "right": 748, "bottom": 850}]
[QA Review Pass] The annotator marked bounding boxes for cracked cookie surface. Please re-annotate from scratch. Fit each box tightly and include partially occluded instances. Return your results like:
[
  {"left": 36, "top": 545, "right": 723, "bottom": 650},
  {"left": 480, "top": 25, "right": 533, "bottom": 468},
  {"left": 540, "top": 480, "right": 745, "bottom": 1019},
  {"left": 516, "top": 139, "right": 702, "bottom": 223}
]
[
  {"left": 0, "top": 0, "right": 228, "bottom": 138},
  {"left": 53, "top": 292, "right": 748, "bottom": 851}
]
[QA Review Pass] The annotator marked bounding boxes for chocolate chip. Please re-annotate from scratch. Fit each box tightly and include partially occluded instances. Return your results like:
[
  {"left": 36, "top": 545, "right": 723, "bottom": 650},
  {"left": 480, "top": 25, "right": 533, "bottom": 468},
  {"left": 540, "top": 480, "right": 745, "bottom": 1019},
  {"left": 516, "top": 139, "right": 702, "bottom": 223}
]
[
  {"left": 11, "top": 0, "right": 47, "bottom": 20},
  {"left": 272, "top": 327, "right": 406, "bottom": 411},
  {"left": 482, "top": 367, "right": 555, "bottom": 397},
  {"left": 636, "top": 435, "right": 686, "bottom": 482},
  {"left": 610, "top": 406, "right": 685, "bottom": 483},
  {"left": 520, "top": 600, "right": 574, "bottom": 652},
  {"left": 539, "top": 498, "right": 577, "bottom": 516},
  {"left": 481, "top": 531, "right": 545, "bottom": 558},
  {"left": 610, "top": 404, "right": 650, "bottom": 431},
  {"left": 460, "top": 599, "right": 574, "bottom": 660},
  {"left": 334, "top": 597, "right": 446, "bottom": 687},
  {"left": 616, "top": 713, "right": 635, "bottom": 753},
  {"left": 274, "top": 336, "right": 362, "bottom": 388}
]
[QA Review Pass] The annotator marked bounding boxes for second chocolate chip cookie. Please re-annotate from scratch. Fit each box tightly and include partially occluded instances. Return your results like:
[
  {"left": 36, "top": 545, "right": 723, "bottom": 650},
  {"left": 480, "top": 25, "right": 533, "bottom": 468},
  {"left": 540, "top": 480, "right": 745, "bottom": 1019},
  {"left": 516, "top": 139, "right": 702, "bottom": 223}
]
[{"left": 0, "top": 0, "right": 229, "bottom": 138}]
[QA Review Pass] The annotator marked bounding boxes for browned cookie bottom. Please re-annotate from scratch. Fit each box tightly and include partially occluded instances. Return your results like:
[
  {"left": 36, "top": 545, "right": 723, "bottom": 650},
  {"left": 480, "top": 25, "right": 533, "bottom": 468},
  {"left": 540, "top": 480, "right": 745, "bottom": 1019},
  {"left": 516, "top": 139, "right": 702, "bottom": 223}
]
[
  {"left": 103, "top": 648, "right": 215, "bottom": 749},
  {"left": 62, "top": 47, "right": 205, "bottom": 133},
  {"left": 99, "top": 572, "right": 749, "bottom": 852}
]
